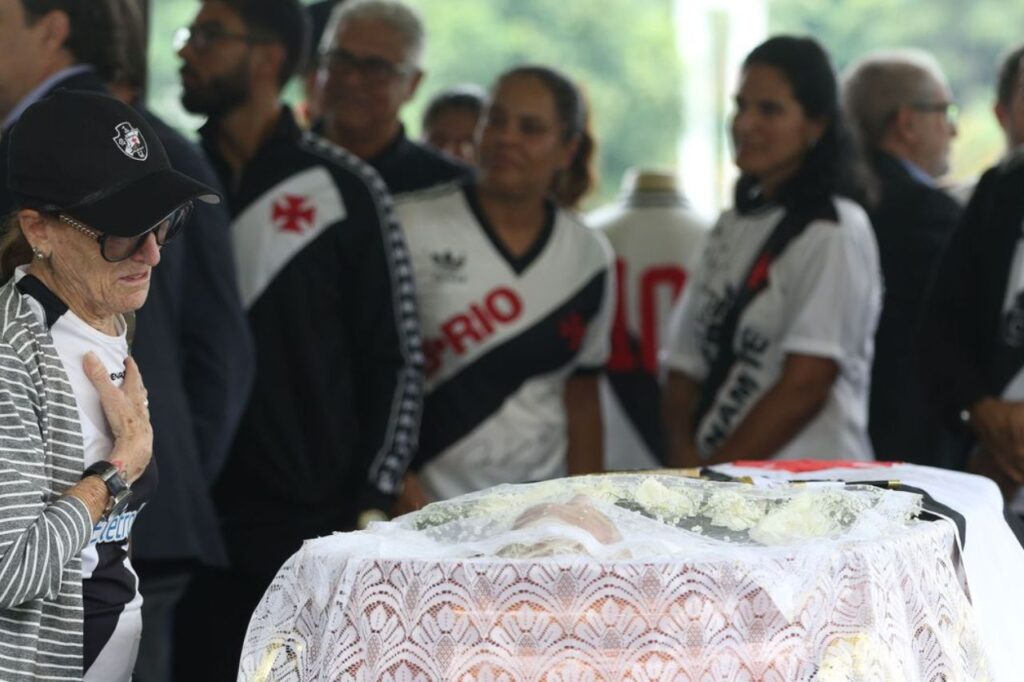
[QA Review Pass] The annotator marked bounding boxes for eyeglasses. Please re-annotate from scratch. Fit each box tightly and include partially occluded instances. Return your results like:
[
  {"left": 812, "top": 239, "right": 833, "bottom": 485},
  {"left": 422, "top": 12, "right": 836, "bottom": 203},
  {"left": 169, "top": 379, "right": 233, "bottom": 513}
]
[
  {"left": 59, "top": 202, "right": 193, "bottom": 263},
  {"left": 318, "top": 48, "right": 414, "bottom": 85},
  {"left": 173, "top": 24, "right": 271, "bottom": 52},
  {"left": 912, "top": 101, "right": 959, "bottom": 126}
]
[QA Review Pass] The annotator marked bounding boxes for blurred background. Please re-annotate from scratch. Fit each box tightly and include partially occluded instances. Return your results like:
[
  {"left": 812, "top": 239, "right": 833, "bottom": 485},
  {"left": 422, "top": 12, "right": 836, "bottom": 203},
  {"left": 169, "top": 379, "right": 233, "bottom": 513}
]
[{"left": 146, "top": 0, "right": 1021, "bottom": 215}]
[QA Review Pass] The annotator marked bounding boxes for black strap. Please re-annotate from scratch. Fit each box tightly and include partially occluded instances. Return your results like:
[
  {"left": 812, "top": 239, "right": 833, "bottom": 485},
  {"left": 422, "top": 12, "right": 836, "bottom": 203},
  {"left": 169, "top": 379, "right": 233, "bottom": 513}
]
[
  {"left": 692, "top": 199, "right": 835, "bottom": 427},
  {"left": 855, "top": 481, "right": 967, "bottom": 549}
]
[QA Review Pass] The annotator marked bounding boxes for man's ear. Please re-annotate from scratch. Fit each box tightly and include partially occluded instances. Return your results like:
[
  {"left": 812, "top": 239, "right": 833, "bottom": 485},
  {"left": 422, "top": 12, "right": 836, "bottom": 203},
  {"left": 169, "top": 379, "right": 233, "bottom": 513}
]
[
  {"left": 18, "top": 210, "right": 53, "bottom": 257},
  {"left": 890, "top": 104, "right": 918, "bottom": 144},
  {"left": 995, "top": 102, "right": 1010, "bottom": 133},
  {"left": 38, "top": 10, "right": 71, "bottom": 58},
  {"left": 255, "top": 42, "right": 288, "bottom": 88},
  {"left": 403, "top": 69, "right": 424, "bottom": 104}
]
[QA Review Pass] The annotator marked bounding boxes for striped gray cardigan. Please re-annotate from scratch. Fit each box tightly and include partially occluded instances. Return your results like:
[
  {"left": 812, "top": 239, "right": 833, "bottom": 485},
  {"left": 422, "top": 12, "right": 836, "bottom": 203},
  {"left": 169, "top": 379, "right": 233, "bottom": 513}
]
[{"left": 0, "top": 278, "right": 92, "bottom": 681}]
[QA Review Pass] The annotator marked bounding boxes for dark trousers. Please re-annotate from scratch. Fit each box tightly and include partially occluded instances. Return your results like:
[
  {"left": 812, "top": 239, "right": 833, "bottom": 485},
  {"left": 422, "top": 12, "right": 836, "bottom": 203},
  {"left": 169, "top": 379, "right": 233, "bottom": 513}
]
[
  {"left": 173, "top": 567, "right": 269, "bottom": 682},
  {"left": 133, "top": 561, "right": 195, "bottom": 682}
]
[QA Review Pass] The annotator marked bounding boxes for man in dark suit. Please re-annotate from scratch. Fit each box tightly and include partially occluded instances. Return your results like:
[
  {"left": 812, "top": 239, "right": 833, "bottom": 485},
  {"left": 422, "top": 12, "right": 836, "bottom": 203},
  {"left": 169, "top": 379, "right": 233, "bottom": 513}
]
[
  {"left": 921, "top": 52, "right": 1024, "bottom": 539},
  {"left": 842, "top": 50, "right": 963, "bottom": 467},
  {"left": 0, "top": 3, "right": 254, "bottom": 680}
]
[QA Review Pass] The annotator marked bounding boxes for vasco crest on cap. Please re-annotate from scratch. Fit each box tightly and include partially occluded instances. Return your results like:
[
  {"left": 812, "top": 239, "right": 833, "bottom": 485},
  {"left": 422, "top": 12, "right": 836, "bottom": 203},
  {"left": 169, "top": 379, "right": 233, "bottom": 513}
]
[{"left": 113, "top": 121, "right": 148, "bottom": 161}]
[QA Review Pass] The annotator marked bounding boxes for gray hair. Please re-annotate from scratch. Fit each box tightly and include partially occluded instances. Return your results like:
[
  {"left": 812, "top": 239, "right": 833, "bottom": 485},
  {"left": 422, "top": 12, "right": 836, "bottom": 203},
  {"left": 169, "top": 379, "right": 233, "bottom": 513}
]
[
  {"left": 321, "top": 0, "right": 424, "bottom": 67},
  {"left": 841, "top": 49, "right": 950, "bottom": 147}
]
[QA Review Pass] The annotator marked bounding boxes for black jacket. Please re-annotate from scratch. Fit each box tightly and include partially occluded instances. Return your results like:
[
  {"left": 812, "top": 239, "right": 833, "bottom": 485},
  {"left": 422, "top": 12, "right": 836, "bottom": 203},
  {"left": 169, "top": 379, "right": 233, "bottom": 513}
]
[
  {"left": 366, "top": 126, "right": 472, "bottom": 195},
  {"left": 200, "top": 108, "right": 423, "bottom": 582},
  {"left": 0, "top": 68, "right": 255, "bottom": 566},
  {"left": 865, "top": 149, "right": 962, "bottom": 466},
  {"left": 921, "top": 155, "right": 1024, "bottom": 441},
  {"left": 310, "top": 121, "right": 472, "bottom": 195}
]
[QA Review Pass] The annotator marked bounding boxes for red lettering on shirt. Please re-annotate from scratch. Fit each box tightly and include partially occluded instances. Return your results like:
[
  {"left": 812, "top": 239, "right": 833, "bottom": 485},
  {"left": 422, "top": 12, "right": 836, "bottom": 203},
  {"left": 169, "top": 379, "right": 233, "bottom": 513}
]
[{"left": 427, "top": 287, "right": 524, "bottom": 377}]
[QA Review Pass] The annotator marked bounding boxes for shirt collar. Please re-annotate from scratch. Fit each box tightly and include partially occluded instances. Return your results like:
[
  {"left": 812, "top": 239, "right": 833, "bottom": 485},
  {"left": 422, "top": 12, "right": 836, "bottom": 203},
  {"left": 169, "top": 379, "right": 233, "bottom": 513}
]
[
  {"left": 898, "top": 157, "right": 938, "bottom": 187},
  {"left": 2, "top": 64, "right": 95, "bottom": 131}
]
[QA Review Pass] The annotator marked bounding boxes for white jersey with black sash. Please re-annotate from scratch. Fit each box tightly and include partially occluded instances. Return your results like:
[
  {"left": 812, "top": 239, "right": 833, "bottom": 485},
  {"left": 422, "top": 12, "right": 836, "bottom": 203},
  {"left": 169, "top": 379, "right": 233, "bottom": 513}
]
[
  {"left": 397, "top": 183, "right": 615, "bottom": 500},
  {"left": 662, "top": 196, "right": 882, "bottom": 461},
  {"left": 14, "top": 269, "right": 156, "bottom": 681}
]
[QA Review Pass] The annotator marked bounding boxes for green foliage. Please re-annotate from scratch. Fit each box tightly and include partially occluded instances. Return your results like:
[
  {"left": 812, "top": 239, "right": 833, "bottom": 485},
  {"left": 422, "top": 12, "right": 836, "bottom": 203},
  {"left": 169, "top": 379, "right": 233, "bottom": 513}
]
[
  {"left": 145, "top": 0, "right": 682, "bottom": 207},
  {"left": 410, "top": 0, "right": 683, "bottom": 206},
  {"left": 147, "top": 0, "right": 1013, "bottom": 197}
]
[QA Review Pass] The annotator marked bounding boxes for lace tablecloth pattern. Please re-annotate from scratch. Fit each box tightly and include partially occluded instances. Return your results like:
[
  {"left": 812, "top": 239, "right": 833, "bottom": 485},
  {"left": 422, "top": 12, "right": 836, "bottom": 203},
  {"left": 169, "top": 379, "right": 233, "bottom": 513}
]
[{"left": 240, "top": 519, "right": 987, "bottom": 681}]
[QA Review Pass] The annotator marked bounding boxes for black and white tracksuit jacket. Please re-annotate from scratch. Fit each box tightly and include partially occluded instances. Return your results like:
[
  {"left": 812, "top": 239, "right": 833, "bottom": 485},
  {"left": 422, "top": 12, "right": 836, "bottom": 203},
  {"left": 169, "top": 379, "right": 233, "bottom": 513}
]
[{"left": 200, "top": 107, "right": 423, "bottom": 581}]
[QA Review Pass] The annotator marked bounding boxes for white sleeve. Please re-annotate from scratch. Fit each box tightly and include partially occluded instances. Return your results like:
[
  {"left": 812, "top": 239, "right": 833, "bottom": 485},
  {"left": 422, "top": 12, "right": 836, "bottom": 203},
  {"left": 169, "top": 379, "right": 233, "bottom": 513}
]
[
  {"left": 660, "top": 260, "right": 711, "bottom": 381},
  {"left": 779, "top": 217, "right": 881, "bottom": 364},
  {"left": 575, "top": 234, "right": 616, "bottom": 371}
]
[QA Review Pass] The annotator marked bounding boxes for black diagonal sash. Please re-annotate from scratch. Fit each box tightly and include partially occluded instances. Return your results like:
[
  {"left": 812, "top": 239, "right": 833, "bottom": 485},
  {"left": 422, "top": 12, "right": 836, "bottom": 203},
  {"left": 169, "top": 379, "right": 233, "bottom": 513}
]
[{"left": 692, "top": 199, "right": 835, "bottom": 428}]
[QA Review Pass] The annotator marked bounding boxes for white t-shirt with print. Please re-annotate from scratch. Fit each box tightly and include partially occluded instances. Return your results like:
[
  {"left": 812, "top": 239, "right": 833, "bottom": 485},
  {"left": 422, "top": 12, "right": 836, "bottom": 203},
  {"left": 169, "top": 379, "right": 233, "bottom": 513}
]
[{"left": 661, "top": 197, "right": 882, "bottom": 461}]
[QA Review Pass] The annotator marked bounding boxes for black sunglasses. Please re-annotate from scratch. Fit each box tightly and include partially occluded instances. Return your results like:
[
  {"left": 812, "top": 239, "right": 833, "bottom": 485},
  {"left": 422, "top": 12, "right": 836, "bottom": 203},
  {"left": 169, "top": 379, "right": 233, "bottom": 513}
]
[{"left": 59, "top": 202, "right": 193, "bottom": 263}]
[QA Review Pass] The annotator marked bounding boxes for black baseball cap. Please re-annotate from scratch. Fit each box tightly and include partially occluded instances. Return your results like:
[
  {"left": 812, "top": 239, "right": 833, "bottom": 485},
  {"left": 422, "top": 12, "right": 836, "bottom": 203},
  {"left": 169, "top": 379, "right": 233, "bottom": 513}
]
[{"left": 7, "top": 89, "right": 219, "bottom": 238}]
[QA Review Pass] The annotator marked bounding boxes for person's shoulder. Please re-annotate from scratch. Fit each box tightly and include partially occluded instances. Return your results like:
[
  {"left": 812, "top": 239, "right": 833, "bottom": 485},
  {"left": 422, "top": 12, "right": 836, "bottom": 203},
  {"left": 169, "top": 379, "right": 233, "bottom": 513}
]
[
  {"left": 392, "top": 181, "right": 470, "bottom": 234},
  {"left": 0, "top": 281, "right": 44, "bottom": 373},
  {"left": 558, "top": 207, "right": 614, "bottom": 267},
  {"left": 797, "top": 197, "right": 875, "bottom": 255},
  {"left": 831, "top": 195, "right": 872, "bottom": 228},
  {"left": 394, "top": 179, "right": 465, "bottom": 208},
  {"left": 409, "top": 138, "right": 470, "bottom": 171},
  {"left": 296, "top": 131, "right": 387, "bottom": 192},
  {"left": 377, "top": 139, "right": 473, "bottom": 195}
]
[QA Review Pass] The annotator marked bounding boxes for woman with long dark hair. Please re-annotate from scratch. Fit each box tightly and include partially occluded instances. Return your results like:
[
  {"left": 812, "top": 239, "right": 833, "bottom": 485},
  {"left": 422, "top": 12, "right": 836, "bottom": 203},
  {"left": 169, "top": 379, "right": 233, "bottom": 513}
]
[
  {"left": 395, "top": 64, "right": 612, "bottom": 506},
  {"left": 661, "top": 36, "right": 881, "bottom": 466}
]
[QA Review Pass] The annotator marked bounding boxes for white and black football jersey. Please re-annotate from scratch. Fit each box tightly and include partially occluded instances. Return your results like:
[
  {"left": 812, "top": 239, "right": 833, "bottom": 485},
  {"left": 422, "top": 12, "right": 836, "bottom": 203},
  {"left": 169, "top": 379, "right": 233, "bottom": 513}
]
[
  {"left": 397, "top": 183, "right": 615, "bottom": 500},
  {"left": 588, "top": 181, "right": 709, "bottom": 470},
  {"left": 662, "top": 197, "right": 882, "bottom": 462}
]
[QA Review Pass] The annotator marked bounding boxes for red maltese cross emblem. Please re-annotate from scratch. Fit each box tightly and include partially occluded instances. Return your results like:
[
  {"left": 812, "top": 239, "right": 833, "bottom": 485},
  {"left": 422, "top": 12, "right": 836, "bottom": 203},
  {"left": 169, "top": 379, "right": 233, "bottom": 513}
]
[{"left": 272, "top": 194, "right": 316, "bottom": 233}]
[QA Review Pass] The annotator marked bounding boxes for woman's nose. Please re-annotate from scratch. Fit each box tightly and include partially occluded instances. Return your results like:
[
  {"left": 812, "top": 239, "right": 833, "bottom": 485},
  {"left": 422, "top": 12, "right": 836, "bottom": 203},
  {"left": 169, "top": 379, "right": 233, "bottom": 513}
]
[{"left": 132, "top": 232, "right": 162, "bottom": 266}]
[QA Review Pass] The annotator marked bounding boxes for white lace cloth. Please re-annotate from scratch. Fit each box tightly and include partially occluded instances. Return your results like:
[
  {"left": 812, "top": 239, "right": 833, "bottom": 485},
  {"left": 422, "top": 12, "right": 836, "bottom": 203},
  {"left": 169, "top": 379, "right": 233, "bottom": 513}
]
[{"left": 238, "top": 475, "right": 990, "bottom": 681}]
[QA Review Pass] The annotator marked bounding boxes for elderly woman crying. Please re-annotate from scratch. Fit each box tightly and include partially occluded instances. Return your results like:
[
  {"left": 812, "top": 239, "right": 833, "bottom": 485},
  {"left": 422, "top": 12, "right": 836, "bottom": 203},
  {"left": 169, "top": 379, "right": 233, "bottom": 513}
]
[{"left": 0, "top": 90, "right": 218, "bottom": 682}]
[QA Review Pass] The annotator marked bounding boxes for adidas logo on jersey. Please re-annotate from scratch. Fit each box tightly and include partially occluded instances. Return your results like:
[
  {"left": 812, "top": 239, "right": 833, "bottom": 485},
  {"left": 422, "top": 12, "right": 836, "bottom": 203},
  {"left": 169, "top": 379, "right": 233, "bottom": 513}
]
[
  {"left": 432, "top": 249, "right": 466, "bottom": 271},
  {"left": 431, "top": 249, "right": 467, "bottom": 282},
  {"left": 424, "top": 286, "right": 523, "bottom": 376}
]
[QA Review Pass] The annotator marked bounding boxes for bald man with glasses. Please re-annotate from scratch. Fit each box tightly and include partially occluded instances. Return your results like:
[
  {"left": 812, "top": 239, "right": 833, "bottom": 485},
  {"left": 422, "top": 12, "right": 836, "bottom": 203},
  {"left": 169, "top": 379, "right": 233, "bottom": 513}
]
[{"left": 314, "top": 0, "right": 471, "bottom": 194}]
